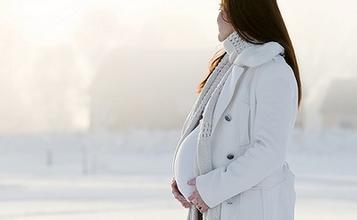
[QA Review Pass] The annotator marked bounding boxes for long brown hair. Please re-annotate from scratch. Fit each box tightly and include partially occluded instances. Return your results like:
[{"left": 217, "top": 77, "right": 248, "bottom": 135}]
[{"left": 197, "top": 0, "right": 302, "bottom": 109}]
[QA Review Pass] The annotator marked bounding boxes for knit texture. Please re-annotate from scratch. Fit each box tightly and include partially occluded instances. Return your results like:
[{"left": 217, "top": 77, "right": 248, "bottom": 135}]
[{"left": 171, "top": 31, "right": 256, "bottom": 220}]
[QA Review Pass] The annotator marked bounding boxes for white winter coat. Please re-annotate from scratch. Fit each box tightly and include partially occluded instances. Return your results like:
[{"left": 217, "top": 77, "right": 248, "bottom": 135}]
[{"left": 192, "top": 40, "right": 299, "bottom": 220}]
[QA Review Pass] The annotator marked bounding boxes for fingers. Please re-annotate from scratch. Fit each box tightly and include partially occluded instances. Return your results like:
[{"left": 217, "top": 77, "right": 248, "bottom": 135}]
[
  {"left": 187, "top": 191, "right": 198, "bottom": 201},
  {"left": 171, "top": 179, "right": 177, "bottom": 188},
  {"left": 171, "top": 180, "right": 184, "bottom": 196},
  {"left": 171, "top": 180, "right": 182, "bottom": 195},
  {"left": 174, "top": 193, "right": 190, "bottom": 208},
  {"left": 187, "top": 178, "right": 196, "bottom": 186},
  {"left": 197, "top": 205, "right": 208, "bottom": 213},
  {"left": 187, "top": 191, "right": 209, "bottom": 213},
  {"left": 195, "top": 200, "right": 208, "bottom": 213},
  {"left": 170, "top": 178, "right": 191, "bottom": 208},
  {"left": 182, "top": 202, "right": 191, "bottom": 208},
  {"left": 171, "top": 187, "right": 190, "bottom": 208},
  {"left": 173, "top": 191, "right": 185, "bottom": 201}
]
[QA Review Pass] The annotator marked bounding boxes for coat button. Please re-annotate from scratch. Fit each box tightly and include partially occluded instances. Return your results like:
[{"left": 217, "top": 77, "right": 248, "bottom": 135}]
[
  {"left": 224, "top": 114, "right": 231, "bottom": 121},
  {"left": 226, "top": 200, "right": 233, "bottom": 205},
  {"left": 227, "top": 153, "right": 234, "bottom": 160}
]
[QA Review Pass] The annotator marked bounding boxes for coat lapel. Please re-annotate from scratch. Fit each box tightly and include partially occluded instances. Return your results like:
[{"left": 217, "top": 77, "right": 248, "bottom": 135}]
[
  {"left": 211, "top": 65, "right": 246, "bottom": 134},
  {"left": 211, "top": 41, "right": 285, "bottom": 135}
]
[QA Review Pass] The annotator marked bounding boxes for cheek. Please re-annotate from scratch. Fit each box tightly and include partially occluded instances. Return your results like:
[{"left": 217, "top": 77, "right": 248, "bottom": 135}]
[
  {"left": 218, "top": 21, "right": 229, "bottom": 34},
  {"left": 217, "top": 13, "right": 224, "bottom": 28}
]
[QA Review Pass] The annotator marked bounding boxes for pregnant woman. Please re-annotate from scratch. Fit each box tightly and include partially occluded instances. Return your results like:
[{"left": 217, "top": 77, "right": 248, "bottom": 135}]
[{"left": 171, "top": 0, "right": 302, "bottom": 220}]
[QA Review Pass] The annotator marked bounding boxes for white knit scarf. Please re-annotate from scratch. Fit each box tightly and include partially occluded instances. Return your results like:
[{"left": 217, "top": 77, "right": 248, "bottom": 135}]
[{"left": 172, "top": 31, "right": 256, "bottom": 220}]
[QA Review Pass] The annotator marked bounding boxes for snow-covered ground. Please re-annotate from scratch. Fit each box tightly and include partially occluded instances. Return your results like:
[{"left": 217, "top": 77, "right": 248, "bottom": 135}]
[{"left": 0, "top": 127, "right": 356, "bottom": 220}]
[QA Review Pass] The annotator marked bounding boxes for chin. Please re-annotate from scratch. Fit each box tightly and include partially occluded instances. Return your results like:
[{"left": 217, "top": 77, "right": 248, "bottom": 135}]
[{"left": 218, "top": 33, "right": 223, "bottom": 42}]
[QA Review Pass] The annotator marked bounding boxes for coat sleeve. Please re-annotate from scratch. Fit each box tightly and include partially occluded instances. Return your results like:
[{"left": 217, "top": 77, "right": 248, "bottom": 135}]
[{"left": 195, "top": 61, "right": 298, "bottom": 208}]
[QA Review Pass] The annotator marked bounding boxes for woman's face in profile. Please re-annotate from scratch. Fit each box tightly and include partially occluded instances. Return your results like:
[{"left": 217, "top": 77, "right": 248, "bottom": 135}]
[{"left": 217, "top": 5, "right": 235, "bottom": 42}]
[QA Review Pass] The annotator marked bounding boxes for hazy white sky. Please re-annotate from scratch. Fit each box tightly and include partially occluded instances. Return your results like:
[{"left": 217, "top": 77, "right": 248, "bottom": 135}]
[
  {"left": 0, "top": 0, "right": 356, "bottom": 133},
  {"left": 0, "top": 0, "right": 221, "bottom": 48},
  {"left": 1, "top": 0, "right": 354, "bottom": 52},
  {"left": 1, "top": 0, "right": 356, "bottom": 47}
]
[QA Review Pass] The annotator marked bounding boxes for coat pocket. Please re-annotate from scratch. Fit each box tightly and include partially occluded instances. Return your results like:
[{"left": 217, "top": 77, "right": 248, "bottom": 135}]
[
  {"left": 239, "top": 187, "right": 264, "bottom": 220},
  {"left": 240, "top": 178, "right": 288, "bottom": 220},
  {"left": 246, "top": 166, "right": 295, "bottom": 220},
  {"left": 220, "top": 193, "right": 241, "bottom": 220},
  {"left": 250, "top": 174, "right": 295, "bottom": 220},
  {"left": 260, "top": 175, "right": 295, "bottom": 220}
]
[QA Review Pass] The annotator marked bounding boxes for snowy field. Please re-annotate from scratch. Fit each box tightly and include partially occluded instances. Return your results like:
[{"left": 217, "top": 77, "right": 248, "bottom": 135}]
[{"left": 0, "top": 127, "right": 356, "bottom": 220}]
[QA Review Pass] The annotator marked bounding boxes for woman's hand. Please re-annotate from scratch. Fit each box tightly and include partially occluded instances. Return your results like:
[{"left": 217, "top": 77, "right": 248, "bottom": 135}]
[
  {"left": 187, "top": 177, "right": 209, "bottom": 213},
  {"left": 171, "top": 177, "right": 191, "bottom": 208}
]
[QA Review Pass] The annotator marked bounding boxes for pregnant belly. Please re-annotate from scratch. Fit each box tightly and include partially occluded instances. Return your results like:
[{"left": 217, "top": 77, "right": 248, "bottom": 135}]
[{"left": 174, "top": 124, "right": 200, "bottom": 201}]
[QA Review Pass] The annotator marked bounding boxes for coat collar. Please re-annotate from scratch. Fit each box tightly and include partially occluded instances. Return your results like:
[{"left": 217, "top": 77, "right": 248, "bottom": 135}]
[
  {"left": 211, "top": 33, "right": 285, "bottom": 135},
  {"left": 222, "top": 31, "right": 256, "bottom": 63},
  {"left": 235, "top": 41, "right": 285, "bottom": 67},
  {"left": 222, "top": 31, "right": 285, "bottom": 67}
]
